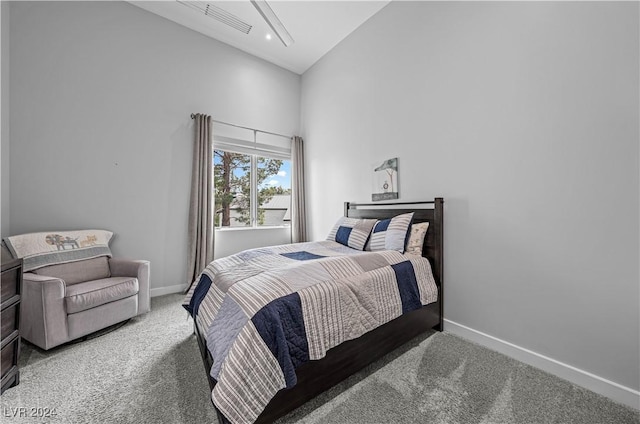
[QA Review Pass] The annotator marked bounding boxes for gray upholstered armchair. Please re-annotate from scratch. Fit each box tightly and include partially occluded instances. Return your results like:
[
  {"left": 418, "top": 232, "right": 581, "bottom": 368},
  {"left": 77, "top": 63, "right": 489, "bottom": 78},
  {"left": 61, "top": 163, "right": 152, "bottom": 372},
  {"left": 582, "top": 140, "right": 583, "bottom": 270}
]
[{"left": 20, "top": 256, "right": 150, "bottom": 350}]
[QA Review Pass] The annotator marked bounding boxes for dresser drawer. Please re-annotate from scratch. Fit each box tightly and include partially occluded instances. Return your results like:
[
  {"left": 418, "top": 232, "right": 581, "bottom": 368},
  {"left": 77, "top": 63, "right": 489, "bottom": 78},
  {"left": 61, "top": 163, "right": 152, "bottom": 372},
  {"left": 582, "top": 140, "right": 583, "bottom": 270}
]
[
  {"left": 1, "top": 302, "right": 19, "bottom": 340},
  {"left": 1, "top": 336, "right": 19, "bottom": 380},
  {"left": 1, "top": 257, "right": 22, "bottom": 393},
  {"left": 1, "top": 266, "right": 20, "bottom": 304}
]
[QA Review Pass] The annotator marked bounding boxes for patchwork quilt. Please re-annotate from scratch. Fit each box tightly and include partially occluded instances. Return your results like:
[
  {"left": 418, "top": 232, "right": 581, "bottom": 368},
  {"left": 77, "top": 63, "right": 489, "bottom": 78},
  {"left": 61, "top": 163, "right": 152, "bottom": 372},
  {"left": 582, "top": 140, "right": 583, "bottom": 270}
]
[{"left": 183, "top": 240, "right": 438, "bottom": 424}]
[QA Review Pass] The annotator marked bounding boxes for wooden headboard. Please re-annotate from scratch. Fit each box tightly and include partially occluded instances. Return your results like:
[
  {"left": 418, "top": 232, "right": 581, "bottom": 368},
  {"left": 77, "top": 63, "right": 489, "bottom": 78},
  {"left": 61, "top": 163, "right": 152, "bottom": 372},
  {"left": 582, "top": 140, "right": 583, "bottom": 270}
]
[{"left": 343, "top": 198, "right": 444, "bottom": 288}]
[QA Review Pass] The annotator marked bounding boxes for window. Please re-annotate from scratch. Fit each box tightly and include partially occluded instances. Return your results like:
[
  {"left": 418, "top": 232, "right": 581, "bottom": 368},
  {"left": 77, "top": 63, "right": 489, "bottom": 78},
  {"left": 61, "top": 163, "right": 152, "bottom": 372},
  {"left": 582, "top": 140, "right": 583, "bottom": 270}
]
[
  {"left": 257, "top": 156, "right": 292, "bottom": 227},
  {"left": 214, "top": 150, "right": 251, "bottom": 227},
  {"left": 214, "top": 149, "right": 291, "bottom": 228},
  {"left": 213, "top": 122, "right": 292, "bottom": 229}
]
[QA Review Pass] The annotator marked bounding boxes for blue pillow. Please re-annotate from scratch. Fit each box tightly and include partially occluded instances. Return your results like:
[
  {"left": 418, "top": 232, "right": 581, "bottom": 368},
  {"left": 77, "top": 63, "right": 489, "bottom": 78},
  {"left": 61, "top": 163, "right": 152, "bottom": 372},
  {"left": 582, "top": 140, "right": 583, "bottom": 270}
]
[
  {"left": 326, "top": 217, "right": 377, "bottom": 250},
  {"left": 368, "top": 212, "right": 414, "bottom": 253}
]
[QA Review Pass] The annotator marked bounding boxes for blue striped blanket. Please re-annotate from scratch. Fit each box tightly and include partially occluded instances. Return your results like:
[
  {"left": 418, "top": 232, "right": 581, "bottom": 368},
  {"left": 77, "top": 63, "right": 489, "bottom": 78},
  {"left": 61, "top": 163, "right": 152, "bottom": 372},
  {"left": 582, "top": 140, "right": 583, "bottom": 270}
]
[{"left": 183, "top": 241, "right": 438, "bottom": 424}]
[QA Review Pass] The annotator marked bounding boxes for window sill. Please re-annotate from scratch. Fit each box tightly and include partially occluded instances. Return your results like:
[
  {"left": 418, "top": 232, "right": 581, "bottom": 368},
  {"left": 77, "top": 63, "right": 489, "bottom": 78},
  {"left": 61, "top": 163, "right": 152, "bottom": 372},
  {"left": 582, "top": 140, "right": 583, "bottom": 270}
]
[{"left": 215, "top": 226, "right": 291, "bottom": 232}]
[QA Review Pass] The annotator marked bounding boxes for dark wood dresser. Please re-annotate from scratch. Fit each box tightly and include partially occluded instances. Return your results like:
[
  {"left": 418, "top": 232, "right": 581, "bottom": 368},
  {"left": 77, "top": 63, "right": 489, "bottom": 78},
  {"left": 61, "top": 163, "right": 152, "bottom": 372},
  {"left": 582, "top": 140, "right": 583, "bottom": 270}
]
[{"left": 1, "top": 257, "right": 22, "bottom": 394}]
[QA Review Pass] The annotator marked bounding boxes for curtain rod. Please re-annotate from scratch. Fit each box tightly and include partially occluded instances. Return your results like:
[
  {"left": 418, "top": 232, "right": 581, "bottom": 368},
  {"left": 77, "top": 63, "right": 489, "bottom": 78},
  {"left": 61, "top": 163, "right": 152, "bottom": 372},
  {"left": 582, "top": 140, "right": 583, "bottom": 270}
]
[{"left": 190, "top": 114, "right": 291, "bottom": 139}]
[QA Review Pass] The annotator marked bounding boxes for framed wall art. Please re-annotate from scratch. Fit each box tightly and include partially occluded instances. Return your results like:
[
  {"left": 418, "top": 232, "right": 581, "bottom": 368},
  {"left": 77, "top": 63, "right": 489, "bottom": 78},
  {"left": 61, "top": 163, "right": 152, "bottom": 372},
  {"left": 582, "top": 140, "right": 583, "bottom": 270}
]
[{"left": 372, "top": 157, "right": 399, "bottom": 201}]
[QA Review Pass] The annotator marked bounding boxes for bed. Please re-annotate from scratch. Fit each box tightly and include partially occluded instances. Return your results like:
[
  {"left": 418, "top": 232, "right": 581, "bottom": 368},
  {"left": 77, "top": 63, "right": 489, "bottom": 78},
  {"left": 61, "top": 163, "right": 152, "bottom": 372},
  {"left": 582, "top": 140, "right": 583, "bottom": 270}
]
[{"left": 184, "top": 198, "right": 444, "bottom": 424}]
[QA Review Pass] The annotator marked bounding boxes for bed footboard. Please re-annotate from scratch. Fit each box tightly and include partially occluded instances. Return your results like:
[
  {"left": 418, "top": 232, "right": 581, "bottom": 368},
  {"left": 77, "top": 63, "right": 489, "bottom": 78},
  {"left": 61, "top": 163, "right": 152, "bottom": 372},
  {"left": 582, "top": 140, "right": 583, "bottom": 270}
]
[{"left": 196, "top": 301, "right": 440, "bottom": 424}]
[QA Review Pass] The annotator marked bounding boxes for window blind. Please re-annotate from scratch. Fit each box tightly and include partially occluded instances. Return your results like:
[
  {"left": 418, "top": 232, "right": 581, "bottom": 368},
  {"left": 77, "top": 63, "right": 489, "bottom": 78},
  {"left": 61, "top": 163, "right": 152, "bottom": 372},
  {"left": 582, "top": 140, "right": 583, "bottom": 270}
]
[{"left": 213, "top": 122, "right": 291, "bottom": 160}]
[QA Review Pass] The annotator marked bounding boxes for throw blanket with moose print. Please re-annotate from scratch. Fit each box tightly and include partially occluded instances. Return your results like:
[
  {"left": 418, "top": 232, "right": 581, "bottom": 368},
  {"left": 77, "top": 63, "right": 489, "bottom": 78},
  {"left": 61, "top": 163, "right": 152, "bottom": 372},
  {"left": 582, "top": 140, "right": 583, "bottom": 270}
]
[{"left": 4, "top": 230, "right": 113, "bottom": 271}]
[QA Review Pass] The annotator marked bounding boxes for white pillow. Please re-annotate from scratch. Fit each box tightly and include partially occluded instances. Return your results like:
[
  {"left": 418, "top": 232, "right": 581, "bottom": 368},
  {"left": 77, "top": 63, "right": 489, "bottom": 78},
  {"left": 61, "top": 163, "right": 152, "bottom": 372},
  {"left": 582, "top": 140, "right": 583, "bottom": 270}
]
[{"left": 405, "top": 222, "right": 429, "bottom": 255}]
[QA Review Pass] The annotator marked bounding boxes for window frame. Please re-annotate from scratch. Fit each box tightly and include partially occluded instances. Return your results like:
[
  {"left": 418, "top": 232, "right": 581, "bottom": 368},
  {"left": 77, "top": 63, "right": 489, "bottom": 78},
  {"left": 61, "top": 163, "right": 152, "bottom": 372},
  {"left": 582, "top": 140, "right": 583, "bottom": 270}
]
[{"left": 213, "top": 139, "right": 292, "bottom": 230}]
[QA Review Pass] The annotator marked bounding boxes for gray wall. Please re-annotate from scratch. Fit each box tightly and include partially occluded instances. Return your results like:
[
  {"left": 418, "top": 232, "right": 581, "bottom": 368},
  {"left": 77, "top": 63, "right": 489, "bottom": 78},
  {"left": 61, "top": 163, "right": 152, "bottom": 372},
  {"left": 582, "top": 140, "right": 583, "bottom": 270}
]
[
  {"left": 8, "top": 1, "right": 300, "bottom": 293},
  {"left": 1, "top": 1, "right": 9, "bottom": 238},
  {"left": 301, "top": 1, "right": 639, "bottom": 392}
]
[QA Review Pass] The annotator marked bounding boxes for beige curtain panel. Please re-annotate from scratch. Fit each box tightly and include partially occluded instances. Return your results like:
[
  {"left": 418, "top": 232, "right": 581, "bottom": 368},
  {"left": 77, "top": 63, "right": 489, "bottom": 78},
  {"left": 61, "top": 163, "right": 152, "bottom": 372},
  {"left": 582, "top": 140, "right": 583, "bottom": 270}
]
[
  {"left": 291, "top": 136, "right": 307, "bottom": 243},
  {"left": 186, "top": 114, "right": 215, "bottom": 290}
]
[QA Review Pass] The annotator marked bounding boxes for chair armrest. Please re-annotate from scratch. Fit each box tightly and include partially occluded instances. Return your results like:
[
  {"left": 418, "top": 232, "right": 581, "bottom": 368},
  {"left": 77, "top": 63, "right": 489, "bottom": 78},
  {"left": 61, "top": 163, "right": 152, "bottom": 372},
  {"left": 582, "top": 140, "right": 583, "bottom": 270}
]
[
  {"left": 21, "top": 273, "right": 68, "bottom": 350},
  {"left": 108, "top": 259, "right": 150, "bottom": 314}
]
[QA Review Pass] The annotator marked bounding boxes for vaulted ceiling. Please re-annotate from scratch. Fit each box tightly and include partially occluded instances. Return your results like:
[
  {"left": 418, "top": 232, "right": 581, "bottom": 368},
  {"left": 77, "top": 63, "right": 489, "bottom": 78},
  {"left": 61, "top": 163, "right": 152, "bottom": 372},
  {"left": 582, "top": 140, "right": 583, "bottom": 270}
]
[{"left": 130, "top": 1, "right": 390, "bottom": 75}]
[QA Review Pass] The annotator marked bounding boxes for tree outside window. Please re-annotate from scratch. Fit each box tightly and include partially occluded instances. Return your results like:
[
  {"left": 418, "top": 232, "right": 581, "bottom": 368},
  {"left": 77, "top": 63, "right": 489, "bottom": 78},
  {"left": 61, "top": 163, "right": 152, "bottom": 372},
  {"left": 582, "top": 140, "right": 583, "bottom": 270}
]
[{"left": 214, "top": 150, "right": 291, "bottom": 228}]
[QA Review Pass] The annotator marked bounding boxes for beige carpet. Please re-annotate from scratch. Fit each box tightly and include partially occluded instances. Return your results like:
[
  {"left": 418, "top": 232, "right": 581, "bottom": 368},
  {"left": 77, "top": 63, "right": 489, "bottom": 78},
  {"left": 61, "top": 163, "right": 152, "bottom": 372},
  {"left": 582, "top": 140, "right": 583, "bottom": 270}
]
[
  {"left": 1, "top": 294, "right": 638, "bottom": 424},
  {"left": 277, "top": 330, "right": 640, "bottom": 424},
  {"left": 1, "top": 294, "right": 218, "bottom": 423}
]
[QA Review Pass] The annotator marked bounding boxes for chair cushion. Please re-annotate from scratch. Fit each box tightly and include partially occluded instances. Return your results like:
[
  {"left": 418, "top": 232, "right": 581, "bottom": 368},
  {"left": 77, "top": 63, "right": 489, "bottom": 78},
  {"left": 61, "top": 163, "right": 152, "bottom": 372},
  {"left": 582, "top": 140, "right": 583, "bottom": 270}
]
[
  {"left": 34, "top": 257, "right": 111, "bottom": 285},
  {"left": 65, "top": 277, "right": 139, "bottom": 314}
]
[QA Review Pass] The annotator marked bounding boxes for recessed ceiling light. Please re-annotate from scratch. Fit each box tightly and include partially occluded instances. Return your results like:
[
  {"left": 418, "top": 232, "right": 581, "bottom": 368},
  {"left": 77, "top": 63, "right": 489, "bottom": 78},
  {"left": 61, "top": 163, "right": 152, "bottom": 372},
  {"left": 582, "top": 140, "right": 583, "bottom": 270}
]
[
  {"left": 251, "top": 0, "right": 294, "bottom": 47},
  {"left": 266, "top": 33, "right": 272, "bottom": 41}
]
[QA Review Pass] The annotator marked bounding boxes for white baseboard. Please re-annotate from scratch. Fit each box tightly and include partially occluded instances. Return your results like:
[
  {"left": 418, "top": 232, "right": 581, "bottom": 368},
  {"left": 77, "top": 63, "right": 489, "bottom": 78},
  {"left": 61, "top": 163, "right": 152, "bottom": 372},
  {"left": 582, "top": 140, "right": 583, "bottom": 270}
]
[
  {"left": 150, "top": 283, "right": 189, "bottom": 298},
  {"left": 444, "top": 319, "right": 640, "bottom": 411}
]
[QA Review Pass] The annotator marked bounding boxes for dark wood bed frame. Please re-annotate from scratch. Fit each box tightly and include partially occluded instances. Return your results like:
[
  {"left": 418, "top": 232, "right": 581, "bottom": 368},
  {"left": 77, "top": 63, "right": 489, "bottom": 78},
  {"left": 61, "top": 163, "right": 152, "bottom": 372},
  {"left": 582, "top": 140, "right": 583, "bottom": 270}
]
[{"left": 194, "top": 198, "right": 444, "bottom": 424}]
